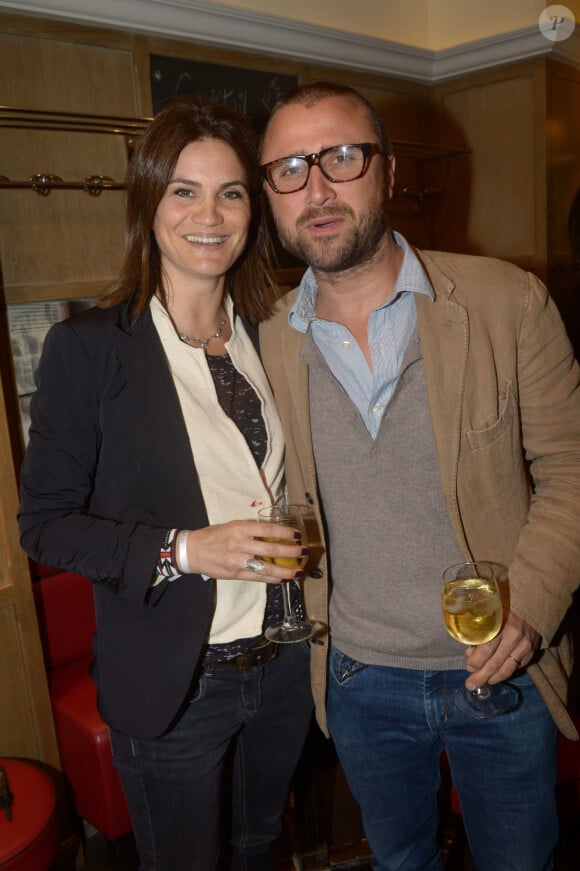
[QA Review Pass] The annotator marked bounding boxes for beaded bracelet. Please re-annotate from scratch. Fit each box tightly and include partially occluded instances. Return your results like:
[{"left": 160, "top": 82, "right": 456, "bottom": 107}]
[{"left": 155, "top": 528, "right": 181, "bottom": 583}]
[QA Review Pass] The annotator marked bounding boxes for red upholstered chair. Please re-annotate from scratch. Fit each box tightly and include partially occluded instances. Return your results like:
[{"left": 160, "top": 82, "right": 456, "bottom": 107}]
[
  {"left": 32, "top": 567, "right": 132, "bottom": 842},
  {"left": 0, "top": 758, "right": 60, "bottom": 871}
]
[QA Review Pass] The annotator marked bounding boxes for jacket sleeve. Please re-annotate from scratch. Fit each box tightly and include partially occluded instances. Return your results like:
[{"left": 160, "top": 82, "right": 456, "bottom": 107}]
[
  {"left": 508, "top": 273, "right": 580, "bottom": 643},
  {"left": 18, "top": 319, "right": 166, "bottom": 604}
]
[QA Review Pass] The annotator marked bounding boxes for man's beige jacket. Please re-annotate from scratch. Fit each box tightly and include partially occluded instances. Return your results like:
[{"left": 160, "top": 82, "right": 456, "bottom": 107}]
[{"left": 260, "top": 249, "right": 580, "bottom": 740}]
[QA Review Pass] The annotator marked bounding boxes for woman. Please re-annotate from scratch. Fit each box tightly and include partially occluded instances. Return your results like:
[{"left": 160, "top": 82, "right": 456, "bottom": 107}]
[{"left": 18, "top": 98, "right": 313, "bottom": 871}]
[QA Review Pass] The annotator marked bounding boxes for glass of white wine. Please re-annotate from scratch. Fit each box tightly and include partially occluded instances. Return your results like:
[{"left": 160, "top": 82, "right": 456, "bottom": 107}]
[
  {"left": 442, "top": 561, "right": 519, "bottom": 718},
  {"left": 258, "top": 504, "right": 313, "bottom": 644}
]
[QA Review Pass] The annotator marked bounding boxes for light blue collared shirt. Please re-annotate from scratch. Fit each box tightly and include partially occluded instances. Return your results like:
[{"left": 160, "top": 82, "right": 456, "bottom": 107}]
[{"left": 288, "top": 231, "right": 434, "bottom": 438}]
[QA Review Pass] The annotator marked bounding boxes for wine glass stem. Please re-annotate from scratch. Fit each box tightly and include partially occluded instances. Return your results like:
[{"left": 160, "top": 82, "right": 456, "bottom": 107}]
[
  {"left": 281, "top": 582, "right": 297, "bottom": 626},
  {"left": 472, "top": 686, "right": 491, "bottom": 700}
]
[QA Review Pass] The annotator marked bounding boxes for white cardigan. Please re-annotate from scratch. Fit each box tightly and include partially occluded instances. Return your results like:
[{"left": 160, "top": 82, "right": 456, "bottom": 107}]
[{"left": 151, "top": 295, "right": 285, "bottom": 643}]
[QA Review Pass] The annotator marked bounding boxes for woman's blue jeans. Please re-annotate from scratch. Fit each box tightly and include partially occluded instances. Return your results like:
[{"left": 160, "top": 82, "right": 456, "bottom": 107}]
[
  {"left": 327, "top": 646, "right": 558, "bottom": 871},
  {"left": 109, "top": 641, "right": 313, "bottom": 871}
]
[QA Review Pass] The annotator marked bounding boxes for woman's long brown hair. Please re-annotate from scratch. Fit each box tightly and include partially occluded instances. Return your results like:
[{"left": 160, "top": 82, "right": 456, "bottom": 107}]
[{"left": 100, "top": 97, "right": 278, "bottom": 324}]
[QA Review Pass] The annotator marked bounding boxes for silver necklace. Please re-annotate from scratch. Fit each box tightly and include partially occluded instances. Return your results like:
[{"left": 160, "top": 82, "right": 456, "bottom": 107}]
[{"left": 178, "top": 311, "right": 227, "bottom": 349}]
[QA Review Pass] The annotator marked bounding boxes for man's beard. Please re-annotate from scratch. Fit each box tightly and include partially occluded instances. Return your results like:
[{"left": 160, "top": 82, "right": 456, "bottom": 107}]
[{"left": 276, "top": 198, "right": 387, "bottom": 274}]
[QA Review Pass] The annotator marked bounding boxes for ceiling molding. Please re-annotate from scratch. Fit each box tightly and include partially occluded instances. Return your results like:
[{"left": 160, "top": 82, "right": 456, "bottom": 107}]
[
  {"left": 432, "top": 26, "right": 580, "bottom": 82},
  {"left": 1, "top": 0, "right": 578, "bottom": 82}
]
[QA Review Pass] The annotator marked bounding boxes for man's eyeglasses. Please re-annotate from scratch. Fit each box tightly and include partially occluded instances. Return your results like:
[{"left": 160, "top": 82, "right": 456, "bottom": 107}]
[{"left": 260, "top": 143, "right": 387, "bottom": 194}]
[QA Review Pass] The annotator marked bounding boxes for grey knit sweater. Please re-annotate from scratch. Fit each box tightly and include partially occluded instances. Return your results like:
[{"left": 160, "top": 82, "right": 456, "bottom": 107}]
[{"left": 305, "top": 326, "right": 467, "bottom": 669}]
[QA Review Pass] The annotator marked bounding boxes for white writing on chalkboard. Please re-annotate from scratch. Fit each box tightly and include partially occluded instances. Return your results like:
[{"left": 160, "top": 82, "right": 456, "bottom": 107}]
[{"left": 150, "top": 55, "right": 297, "bottom": 128}]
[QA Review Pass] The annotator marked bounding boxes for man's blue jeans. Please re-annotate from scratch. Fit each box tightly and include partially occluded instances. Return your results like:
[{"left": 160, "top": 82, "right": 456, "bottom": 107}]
[
  {"left": 327, "top": 646, "right": 558, "bottom": 871},
  {"left": 110, "top": 641, "right": 313, "bottom": 871}
]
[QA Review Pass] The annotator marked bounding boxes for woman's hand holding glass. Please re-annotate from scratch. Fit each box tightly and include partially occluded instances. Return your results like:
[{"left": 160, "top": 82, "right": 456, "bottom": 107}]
[
  {"left": 180, "top": 520, "right": 306, "bottom": 583},
  {"left": 257, "top": 505, "right": 313, "bottom": 643}
]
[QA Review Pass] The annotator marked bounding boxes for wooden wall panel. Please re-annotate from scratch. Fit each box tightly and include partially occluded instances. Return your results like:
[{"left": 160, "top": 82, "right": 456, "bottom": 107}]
[
  {"left": 547, "top": 60, "right": 580, "bottom": 285},
  {"left": 0, "top": 32, "right": 138, "bottom": 115},
  {"left": 0, "top": 356, "right": 58, "bottom": 764},
  {"left": 0, "top": 32, "right": 139, "bottom": 301},
  {"left": 0, "top": 598, "right": 42, "bottom": 755},
  {"left": 0, "top": 130, "right": 127, "bottom": 302},
  {"left": 431, "top": 64, "right": 546, "bottom": 274}
]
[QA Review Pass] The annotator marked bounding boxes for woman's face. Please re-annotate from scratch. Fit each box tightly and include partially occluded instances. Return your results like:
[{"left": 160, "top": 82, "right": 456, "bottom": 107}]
[{"left": 153, "top": 138, "right": 252, "bottom": 290}]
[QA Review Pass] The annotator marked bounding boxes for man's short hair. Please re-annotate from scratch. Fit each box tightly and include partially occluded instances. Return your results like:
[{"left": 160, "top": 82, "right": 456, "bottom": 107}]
[{"left": 262, "top": 81, "right": 392, "bottom": 157}]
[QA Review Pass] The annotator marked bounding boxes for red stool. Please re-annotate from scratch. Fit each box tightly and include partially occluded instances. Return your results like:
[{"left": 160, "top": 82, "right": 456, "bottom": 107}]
[{"left": 0, "top": 759, "right": 60, "bottom": 871}]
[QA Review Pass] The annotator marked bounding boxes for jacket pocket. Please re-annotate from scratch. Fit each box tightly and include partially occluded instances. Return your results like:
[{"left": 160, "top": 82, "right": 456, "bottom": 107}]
[
  {"left": 466, "top": 380, "right": 515, "bottom": 451},
  {"left": 460, "top": 380, "right": 529, "bottom": 553}
]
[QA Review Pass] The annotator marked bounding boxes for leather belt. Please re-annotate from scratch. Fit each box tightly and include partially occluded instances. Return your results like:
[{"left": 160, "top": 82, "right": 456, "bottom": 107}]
[{"left": 208, "top": 638, "right": 278, "bottom": 671}]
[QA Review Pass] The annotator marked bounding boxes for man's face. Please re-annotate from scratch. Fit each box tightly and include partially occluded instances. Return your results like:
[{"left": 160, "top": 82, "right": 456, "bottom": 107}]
[{"left": 261, "top": 96, "right": 395, "bottom": 274}]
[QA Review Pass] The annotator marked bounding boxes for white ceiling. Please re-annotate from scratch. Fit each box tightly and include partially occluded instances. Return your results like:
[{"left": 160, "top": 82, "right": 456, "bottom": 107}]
[
  {"left": 210, "top": 0, "right": 575, "bottom": 50},
  {"left": 0, "top": 0, "right": 579, "bottom": 80}
]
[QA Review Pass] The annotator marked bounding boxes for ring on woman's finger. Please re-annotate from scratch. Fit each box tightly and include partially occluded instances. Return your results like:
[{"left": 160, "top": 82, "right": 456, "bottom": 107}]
[
  {"left": 509, "top": 654, "right": 522, "bottom": 666},
  {"left": 243, "top": 557, "right": 265, "bottom": 574}
]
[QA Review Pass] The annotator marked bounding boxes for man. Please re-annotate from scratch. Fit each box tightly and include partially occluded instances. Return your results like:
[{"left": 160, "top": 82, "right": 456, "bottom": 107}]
[{"left": 258, "top": 81, "right": 580, "bottom": 871}]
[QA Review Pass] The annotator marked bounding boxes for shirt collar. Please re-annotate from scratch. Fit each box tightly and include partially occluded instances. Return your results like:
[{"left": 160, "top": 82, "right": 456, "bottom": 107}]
[{"left": 288, "top": 231, "right": 434, "bottom": 334}]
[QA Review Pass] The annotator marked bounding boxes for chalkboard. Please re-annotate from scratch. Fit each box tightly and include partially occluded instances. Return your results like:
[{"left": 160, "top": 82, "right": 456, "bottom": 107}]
[{"left": 150, "top": 55, "right": 298, "bottom": 130}]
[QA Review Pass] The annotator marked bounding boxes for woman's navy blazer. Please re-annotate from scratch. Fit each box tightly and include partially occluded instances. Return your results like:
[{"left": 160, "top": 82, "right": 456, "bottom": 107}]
[{"left": 19, "top": 298, "right": 260, "bottom": 738}]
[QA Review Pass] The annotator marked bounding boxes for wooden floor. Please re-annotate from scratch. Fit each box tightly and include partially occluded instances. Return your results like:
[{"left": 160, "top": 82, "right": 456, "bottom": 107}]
[{"left": 79, "top": 811, "right": 580, "bottom": 870}]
